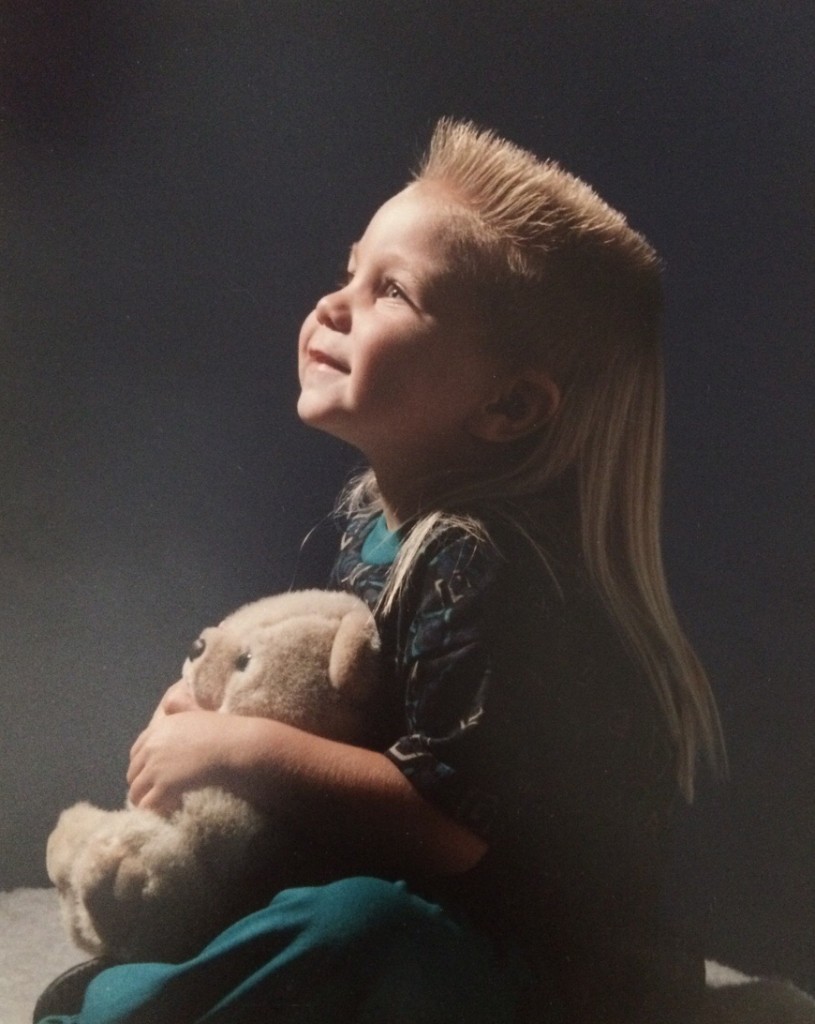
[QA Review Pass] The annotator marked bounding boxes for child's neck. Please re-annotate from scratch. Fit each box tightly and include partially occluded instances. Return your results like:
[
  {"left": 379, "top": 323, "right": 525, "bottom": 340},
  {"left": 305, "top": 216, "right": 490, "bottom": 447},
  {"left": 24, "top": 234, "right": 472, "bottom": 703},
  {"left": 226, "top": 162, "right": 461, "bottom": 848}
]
[
  {"left": 377, "top": 481, "right": 419, "bottom": 531},
  {"left": 373, "top": 459, "right": 477, "bottom": 530},
  {"left": 370, "top": 460, "right": 432, "bottom": 530}
]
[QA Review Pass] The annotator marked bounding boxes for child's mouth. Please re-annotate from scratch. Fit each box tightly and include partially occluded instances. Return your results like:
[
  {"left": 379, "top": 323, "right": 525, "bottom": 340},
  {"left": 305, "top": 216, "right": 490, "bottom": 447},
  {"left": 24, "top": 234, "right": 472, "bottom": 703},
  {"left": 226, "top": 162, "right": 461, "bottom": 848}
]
[{"left": 308, "top": 348, "right": 349, "bottom": 373}]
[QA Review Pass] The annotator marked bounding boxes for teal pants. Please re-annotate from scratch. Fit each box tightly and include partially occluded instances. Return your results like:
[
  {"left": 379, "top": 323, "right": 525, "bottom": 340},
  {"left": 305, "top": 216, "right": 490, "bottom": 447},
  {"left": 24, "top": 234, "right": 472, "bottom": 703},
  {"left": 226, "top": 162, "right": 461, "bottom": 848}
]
[{"left": 39, "top": 877, "right": 536, "bottom": 1024}]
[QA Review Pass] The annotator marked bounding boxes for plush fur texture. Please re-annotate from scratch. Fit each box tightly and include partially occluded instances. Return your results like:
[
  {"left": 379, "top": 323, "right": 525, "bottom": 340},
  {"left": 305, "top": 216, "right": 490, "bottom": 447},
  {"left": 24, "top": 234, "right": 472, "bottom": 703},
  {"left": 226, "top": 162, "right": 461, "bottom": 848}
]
[{"left": 45, "top": 590, "right": 381, "bottom": 963}]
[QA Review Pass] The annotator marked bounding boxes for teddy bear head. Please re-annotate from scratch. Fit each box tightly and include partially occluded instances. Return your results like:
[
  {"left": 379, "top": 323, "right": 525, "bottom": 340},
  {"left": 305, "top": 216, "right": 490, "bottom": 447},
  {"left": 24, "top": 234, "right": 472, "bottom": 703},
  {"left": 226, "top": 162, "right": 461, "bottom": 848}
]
[{"left": 180, "top": 589, "right": 382, "bottom": 746}]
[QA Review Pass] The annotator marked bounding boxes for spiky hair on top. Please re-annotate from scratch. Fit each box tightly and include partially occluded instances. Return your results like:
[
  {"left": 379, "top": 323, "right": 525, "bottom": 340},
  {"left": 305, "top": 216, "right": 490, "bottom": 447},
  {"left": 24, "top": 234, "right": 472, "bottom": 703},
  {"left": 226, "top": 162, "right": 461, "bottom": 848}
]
[
  {"left": 410, "top": 119, "right": 664, "bottom": 387},
  {"left": 414, "top": 117, "right": 657, "bottom": 274}
]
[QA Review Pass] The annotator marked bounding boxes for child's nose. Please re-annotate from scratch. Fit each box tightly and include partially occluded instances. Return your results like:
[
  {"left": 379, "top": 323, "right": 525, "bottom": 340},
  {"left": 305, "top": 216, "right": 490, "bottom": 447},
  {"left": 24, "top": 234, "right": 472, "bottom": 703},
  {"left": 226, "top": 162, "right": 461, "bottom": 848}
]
[{"left": 315, "top": 289, "right": 352, "bottom": 333}]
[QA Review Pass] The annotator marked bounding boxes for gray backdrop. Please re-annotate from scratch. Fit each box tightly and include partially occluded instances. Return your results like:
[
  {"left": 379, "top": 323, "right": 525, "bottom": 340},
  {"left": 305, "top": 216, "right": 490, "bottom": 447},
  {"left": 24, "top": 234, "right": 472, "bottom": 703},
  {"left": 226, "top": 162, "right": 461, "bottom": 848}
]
[{"left": 2, "top": 0, "right": 812, "bottom": 990}]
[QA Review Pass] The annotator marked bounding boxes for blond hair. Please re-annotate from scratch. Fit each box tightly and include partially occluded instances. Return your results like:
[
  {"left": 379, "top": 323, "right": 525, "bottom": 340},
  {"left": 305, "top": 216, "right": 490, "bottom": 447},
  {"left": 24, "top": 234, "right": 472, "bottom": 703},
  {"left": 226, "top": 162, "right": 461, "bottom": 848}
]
[{"left": 340, "top": 119, "right": 724, "bottom": 800}]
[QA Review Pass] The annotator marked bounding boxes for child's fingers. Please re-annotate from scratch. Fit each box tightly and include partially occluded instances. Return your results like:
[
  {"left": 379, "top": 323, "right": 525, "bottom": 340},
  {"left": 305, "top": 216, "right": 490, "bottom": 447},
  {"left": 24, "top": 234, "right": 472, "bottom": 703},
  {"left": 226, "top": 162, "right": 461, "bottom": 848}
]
[
  {"left": 126, "top": 739, "right": 144, "bottom": 786},
  {"left": 126, "top": 736, "right": 150, "bottom": 806},
  {"left": 161, "top": 679, "right": 196, "bottom": 715},
  {"left": 127, "top": 762, "right": 149, "bottom": 806},
  {"left": 128, "top": 727, "right": 148, "bottom": 768},
  {"left": 127, "top": 754, "right": 169, "bottom": 812},
  {"left": 131, "top": 776, "right": 180, "bottom": 816}
]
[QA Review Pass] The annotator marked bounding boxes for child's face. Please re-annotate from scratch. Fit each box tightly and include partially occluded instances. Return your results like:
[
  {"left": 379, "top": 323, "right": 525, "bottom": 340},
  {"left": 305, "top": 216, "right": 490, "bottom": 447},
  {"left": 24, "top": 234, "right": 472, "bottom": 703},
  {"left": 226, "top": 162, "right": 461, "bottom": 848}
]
[{"left": 298, "top": 185, "right": 500, "bottom": 478}]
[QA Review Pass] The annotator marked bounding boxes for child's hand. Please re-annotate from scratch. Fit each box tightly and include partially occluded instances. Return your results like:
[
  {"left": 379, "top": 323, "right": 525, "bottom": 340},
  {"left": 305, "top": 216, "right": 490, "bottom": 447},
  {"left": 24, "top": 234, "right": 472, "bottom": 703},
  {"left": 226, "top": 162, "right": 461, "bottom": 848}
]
[
  {"left": 127, "top": 710, "right": 236, "bottom": 815},
  {"left": 148, "top": 679, "right": 198, "bottom": 725}
]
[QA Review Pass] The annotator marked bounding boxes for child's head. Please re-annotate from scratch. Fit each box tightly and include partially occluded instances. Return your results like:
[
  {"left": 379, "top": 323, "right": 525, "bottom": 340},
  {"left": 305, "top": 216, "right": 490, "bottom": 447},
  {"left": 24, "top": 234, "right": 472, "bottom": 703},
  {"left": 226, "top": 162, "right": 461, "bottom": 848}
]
[{"left": 300, "top": 118, "right": 664, "bottom": 520}]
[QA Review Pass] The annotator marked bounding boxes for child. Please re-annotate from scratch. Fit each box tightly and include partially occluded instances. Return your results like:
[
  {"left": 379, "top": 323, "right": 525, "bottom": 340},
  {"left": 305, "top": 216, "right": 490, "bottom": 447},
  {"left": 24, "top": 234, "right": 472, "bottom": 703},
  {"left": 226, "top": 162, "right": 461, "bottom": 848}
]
[{"left": 38, "top": 119, "right": 723, "bottom": 1024}]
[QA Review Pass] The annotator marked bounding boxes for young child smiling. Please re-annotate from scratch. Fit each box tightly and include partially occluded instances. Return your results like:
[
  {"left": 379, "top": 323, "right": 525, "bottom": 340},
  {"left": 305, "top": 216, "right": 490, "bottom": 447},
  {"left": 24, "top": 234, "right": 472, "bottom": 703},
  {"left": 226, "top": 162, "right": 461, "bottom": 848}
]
[{"left": 41, "top": 119, "right": 723, "bottom": 1024}]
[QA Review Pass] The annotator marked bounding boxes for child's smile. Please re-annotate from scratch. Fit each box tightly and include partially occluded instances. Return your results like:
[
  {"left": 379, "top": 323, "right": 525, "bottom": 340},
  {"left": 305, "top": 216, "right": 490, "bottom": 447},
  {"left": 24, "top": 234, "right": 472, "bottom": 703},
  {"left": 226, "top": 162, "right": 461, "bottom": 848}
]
[{"left": 297, "top": 185, "right": 501, "bottom": 486}]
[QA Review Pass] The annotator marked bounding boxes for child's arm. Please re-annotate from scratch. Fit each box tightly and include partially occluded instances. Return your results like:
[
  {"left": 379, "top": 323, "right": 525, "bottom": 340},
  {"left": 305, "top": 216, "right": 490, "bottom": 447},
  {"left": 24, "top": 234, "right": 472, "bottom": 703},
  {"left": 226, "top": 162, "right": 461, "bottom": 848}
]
[{"left": 127, "top": 708, "right": 487, "bottom": 878}]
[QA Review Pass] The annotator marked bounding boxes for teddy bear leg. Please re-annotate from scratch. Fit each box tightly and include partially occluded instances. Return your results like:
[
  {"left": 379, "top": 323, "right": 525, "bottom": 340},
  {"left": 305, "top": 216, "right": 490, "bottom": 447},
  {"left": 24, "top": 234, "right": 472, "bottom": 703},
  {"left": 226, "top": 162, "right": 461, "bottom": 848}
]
[
  {"left": 46, "top": 802, "right": 117, "bottom": 891},
  {"left": 46, "top": 802, "right": 129, "bottom": 957},
  {"left": 74, "top": 807, "right": 212, "bottom": 962}
]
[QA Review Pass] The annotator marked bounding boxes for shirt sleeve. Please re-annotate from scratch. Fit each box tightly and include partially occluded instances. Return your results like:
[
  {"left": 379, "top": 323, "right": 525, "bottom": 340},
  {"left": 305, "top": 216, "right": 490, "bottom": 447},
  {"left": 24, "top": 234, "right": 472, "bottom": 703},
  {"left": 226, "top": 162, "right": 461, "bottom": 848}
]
[{"left": 383, "top": 531, "right": 508, "bottom": 841}]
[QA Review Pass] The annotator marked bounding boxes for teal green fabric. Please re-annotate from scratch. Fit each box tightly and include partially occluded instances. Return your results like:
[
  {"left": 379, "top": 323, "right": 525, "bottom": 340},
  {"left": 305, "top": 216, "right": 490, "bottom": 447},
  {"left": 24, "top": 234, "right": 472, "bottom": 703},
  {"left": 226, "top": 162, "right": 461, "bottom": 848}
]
[
  {"left": 359, "top": 514, "right": 401, "bottom": 565},
  {"left": 38, "top": 878, "right": 539, "bottom": 1024}
]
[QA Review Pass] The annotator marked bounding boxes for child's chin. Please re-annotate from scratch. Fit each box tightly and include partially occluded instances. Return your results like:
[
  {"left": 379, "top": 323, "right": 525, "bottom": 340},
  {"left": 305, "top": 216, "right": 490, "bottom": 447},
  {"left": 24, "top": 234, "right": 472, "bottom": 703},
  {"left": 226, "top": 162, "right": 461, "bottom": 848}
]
[
  {"left": 296, "top": 399, "right": 348, "bottom": 440},
  {"left": 295, "top": 392, "right": 329, "bottom": 425}
]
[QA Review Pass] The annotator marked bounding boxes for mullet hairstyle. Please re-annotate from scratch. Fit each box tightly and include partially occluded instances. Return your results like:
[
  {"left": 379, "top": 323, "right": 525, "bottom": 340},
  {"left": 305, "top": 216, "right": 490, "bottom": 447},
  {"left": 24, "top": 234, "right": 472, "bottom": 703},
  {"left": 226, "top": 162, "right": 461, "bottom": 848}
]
[{"left": 339, "top": 118, "right": 724, "bottom": 800}]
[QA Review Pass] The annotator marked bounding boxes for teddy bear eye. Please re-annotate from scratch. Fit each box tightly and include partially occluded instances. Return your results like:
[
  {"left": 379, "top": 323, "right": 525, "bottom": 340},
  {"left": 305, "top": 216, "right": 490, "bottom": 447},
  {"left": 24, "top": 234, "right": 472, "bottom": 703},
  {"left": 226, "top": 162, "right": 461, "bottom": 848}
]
[
  {"left": 188, "top": 637, "right": 206, "bottom": 662},
  {"left": 235, "top": 652, "right": 252, "bottom": 671}
]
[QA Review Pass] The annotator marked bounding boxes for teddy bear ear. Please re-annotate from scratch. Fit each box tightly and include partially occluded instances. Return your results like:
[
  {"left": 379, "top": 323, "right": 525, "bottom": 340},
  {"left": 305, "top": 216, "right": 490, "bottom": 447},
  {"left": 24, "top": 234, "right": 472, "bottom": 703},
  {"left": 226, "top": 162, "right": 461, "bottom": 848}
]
[{"left": 327, "top": 608, "right": 381, "bottom": 702}]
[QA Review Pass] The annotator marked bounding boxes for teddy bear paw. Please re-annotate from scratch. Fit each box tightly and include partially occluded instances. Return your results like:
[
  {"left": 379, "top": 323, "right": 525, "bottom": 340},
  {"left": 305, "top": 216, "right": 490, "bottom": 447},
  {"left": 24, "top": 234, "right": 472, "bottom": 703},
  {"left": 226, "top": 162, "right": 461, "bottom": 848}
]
[
  {"left": 76, "top": 816, "right": 208, "bottom": 961},
  {"left": 46, "top": 802, "right": 114, "bottom": 889},
  {"left": 81, "top": 826, "right": 165, "bottom": 920}
]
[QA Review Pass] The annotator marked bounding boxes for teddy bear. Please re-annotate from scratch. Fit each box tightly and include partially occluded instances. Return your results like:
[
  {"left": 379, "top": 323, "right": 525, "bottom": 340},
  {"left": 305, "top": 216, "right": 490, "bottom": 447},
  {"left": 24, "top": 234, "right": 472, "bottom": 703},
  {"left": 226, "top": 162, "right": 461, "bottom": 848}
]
[{"left": 46, "top": 589, "right": 382, "bottom": 964}]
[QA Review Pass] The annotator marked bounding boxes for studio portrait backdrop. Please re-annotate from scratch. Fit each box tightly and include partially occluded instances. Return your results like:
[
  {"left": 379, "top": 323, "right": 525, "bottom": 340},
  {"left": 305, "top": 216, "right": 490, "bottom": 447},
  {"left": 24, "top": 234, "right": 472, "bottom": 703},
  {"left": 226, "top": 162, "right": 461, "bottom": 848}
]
[{"left": 2, "top": 0, "right": 812, "bottom": 993}]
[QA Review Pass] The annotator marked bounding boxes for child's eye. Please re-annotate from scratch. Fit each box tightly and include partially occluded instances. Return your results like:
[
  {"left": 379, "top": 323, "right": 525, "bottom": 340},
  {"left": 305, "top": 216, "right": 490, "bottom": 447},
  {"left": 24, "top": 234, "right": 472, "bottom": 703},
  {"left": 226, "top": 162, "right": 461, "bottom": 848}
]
[{"left": 382, "top": 279, "right": 406, "bottom": 301}]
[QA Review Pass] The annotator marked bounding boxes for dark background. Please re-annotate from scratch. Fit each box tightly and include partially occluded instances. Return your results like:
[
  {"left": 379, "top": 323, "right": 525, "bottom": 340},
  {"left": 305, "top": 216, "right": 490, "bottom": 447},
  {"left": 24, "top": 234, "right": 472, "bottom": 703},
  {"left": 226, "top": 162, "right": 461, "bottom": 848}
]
[{"left": 2, "top": 0, "right": 812, "bottom": 990}]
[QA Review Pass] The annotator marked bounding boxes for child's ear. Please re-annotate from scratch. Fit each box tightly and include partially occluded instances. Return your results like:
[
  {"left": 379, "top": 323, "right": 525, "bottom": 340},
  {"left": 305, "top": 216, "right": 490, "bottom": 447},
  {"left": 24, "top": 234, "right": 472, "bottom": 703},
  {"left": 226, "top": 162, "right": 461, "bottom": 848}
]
[{"left": 466, "top": 372, "right": 560, "bottom": 443}]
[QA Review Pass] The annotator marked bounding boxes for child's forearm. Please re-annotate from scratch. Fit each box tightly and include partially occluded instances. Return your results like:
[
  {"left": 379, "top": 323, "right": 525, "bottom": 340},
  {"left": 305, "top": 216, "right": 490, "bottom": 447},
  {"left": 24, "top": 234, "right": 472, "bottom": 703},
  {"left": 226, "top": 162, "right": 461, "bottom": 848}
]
[{"left": 222, "top": 715, "right": 487, "bottom": 878}]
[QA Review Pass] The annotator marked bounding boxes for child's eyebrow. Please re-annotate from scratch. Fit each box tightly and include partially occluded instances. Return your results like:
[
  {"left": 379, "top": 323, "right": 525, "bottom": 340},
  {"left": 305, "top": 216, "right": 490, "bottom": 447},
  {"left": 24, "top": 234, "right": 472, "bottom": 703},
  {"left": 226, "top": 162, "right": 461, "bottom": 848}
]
[
  {"left": 345, "top": 241, "right": 448, "bottom": 300},
  {"left": 348, "top": 241, "right": 427, "bottom": 281}
]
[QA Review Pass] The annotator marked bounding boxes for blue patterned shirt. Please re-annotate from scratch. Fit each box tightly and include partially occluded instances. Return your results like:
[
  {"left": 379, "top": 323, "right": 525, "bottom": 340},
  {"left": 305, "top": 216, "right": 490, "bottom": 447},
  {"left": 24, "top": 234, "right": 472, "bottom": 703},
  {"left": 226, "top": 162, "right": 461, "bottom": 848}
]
[{"left": 329, "top": 510, "right": 701, "bottom": 1022}]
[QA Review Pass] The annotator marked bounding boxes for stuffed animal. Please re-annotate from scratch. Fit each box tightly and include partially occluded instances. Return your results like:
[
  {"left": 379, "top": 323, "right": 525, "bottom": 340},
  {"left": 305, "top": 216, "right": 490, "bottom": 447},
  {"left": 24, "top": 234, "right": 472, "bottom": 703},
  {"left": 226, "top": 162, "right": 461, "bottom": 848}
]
[{"left": 46, "top": 589, "right": 381, "bottom": 963}]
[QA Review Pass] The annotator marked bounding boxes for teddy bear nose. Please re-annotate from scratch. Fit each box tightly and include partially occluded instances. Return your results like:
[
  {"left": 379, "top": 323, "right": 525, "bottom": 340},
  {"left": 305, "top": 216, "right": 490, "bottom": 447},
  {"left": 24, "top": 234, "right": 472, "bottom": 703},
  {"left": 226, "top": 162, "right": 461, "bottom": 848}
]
[{"left": 188, "top": 637, "right": 206, "bottom": 661}]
